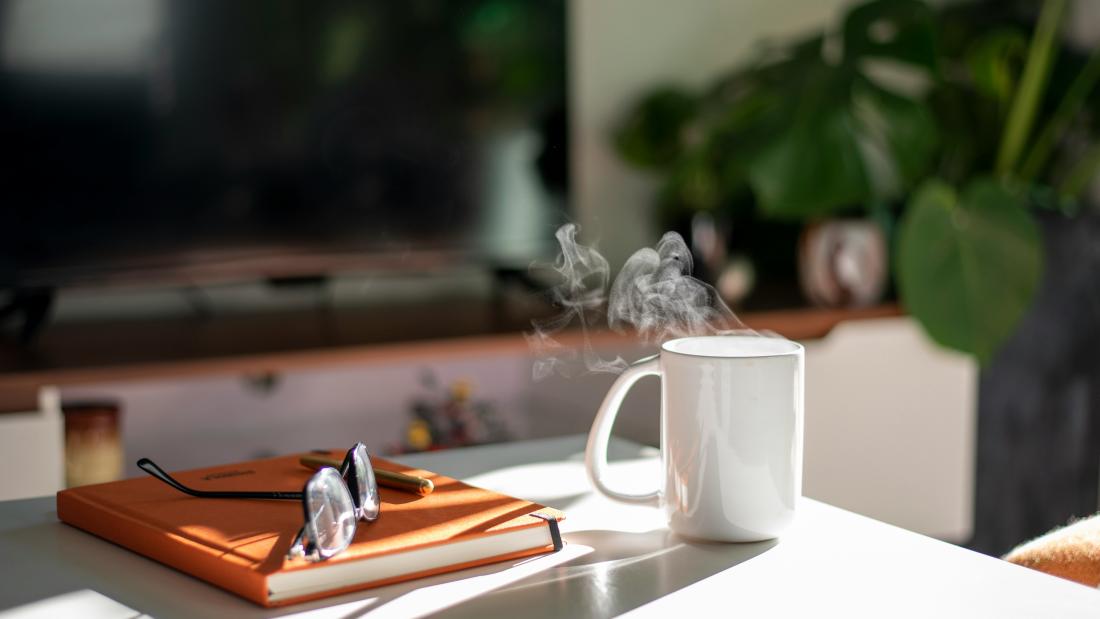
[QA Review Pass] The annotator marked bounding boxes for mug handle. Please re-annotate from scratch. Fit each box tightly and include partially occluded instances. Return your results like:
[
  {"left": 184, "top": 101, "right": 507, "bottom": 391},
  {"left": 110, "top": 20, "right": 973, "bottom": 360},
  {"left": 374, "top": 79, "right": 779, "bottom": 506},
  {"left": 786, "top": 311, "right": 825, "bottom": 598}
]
[{"left": 585, "top": 356, "right": 661, "bottom": 506}]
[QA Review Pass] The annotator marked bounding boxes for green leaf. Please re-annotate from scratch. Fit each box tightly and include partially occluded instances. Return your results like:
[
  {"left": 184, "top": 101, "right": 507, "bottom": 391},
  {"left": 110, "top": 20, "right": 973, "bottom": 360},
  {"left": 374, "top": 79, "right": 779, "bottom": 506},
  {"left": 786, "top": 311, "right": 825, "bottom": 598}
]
[
  {"left": 748, "top": 103, "right": 870, "bottom": 218},
  {"left": 843, "top": 0, "right": 938, "bottom": 73},
  {"left": 708, "top": 83, "right": 789, "bottom": 193},
  {"left": 897, "top": 178, "right": 1042, "bottom": 363},
  {"left": 852, "top": 79, "right": 938, "bottom": 190},
  {"left": 994, "top": 0, "right": 1067, "bottom": 178},
  {"left": 614, "top": 88, "right": 698, "bottom": 169},
  {"left": 748, "top": 73, "right": 936, "bottom": 219},
  {"left": 1020, "top": 45, "right": 1100, "bottom": 183},
  {"left": 965, "top": 29, "right": 1028, "bottom": 106}
]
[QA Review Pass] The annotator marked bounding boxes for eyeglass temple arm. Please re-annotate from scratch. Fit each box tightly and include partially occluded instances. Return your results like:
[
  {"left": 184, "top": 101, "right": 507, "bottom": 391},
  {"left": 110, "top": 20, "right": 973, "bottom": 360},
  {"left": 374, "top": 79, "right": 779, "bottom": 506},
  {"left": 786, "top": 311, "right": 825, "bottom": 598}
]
[
  {"left": 136, "top": 458, "right": 303, "bottom": 501},
  {"left": 287, "top": 525, "right": 311, "bottom": 560}
]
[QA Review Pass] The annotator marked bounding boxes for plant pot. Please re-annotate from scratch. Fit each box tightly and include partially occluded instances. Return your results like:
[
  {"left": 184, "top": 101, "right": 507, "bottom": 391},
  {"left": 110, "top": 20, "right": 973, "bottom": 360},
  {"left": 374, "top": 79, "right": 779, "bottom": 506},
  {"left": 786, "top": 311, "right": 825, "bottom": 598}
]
[{"left": 798, "top": 219, "right": 888, "bottom": 308}]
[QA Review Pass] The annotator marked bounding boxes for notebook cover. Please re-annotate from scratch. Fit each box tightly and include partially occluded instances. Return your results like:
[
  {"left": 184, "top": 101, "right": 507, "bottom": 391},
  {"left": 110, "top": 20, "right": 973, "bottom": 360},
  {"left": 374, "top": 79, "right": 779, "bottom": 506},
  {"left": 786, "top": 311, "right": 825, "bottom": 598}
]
[{"left": 56, "top": 450, "right": 564, "bottom": 607}]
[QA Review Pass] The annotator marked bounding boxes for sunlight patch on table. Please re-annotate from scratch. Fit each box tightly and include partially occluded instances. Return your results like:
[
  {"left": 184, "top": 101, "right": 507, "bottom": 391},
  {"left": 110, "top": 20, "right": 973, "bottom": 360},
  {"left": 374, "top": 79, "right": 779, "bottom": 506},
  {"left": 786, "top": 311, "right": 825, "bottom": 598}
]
[{"left": 0, "top": 589, "right": 148, "bottom": 619}]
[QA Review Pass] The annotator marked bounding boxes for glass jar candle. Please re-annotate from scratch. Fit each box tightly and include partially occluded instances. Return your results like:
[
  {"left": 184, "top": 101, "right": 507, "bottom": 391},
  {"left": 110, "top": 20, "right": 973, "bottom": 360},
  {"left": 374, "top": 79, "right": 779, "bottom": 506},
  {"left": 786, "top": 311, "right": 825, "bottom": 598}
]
[{"left": 63, "top": 401, "right": 123, "bottom": 487}]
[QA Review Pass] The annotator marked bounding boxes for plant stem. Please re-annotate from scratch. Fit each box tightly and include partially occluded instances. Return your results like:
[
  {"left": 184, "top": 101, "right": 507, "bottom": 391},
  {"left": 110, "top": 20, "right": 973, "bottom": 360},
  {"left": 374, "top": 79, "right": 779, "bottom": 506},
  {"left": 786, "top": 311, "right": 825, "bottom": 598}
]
[
  {"left": 1019, "top": 46, "right": 1100, "bottom": 183},
  {"left": 995, "top": 0, "right": 1067, "bottom": 180},
  {"left": 1059, "top": 141, "right": 1100, "bottom": 197}
]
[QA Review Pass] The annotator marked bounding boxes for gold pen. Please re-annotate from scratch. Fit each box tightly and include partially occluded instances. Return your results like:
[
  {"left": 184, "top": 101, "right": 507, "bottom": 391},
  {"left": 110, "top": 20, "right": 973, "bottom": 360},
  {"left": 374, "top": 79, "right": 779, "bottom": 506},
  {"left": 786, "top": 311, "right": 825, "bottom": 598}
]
[{"left": 299, "top": 454, "right": 434, "bottom": 496}]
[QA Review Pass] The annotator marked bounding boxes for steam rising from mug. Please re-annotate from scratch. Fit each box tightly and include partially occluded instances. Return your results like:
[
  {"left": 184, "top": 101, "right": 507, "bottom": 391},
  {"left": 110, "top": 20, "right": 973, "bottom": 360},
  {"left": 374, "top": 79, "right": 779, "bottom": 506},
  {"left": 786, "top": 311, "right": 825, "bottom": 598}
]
[
  {"left": 526, "top": 224, "right": 627, "bottom": 379},
  {"left": 527, "top": 224, "right": 750, "bottom": 380},
  {"left": 609, "top": 231, "right": 744, "bottom": 340}
]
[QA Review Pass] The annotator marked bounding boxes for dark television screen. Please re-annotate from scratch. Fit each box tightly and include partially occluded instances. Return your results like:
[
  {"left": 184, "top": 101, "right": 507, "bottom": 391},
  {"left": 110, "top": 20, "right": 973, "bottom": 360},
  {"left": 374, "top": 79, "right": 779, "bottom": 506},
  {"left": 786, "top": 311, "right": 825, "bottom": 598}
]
[{"left": 0, "top": 0, "right": 567, "bottom": 288}]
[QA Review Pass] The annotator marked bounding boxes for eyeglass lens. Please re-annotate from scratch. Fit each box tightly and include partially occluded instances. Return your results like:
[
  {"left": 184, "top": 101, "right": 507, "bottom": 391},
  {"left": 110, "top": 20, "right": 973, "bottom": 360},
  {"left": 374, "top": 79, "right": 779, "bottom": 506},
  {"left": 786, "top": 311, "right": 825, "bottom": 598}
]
[
  {"left": 351, "top": 443, "right": 380, "bottom": 521},
  {"left": 306, "top": 467, "right": 357, "bottom": 557}
]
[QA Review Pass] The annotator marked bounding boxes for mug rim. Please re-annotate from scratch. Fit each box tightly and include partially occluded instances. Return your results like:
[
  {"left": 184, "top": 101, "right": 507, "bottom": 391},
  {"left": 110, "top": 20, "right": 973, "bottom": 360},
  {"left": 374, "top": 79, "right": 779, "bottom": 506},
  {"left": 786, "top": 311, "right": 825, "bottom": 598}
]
[{"left": 660, "top": 334, "right": 803, "bottom": 359}]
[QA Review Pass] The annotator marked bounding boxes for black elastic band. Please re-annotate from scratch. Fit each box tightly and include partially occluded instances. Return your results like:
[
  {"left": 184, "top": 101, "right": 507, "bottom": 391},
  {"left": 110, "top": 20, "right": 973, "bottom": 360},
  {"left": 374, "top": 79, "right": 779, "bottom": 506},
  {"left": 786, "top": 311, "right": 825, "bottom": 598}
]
[{"left": 530, "top": 512, "right": 563, "bottom": 552}]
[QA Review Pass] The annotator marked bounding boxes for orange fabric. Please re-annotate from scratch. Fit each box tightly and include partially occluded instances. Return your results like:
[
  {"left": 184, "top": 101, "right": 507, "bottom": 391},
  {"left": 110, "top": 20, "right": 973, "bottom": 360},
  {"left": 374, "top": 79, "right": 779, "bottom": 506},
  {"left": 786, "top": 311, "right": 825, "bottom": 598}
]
[
  {"left": 1004, "top": 514, "right": 1100, "bottom": 587},
  {"left": 56, "top": 451, "right": 564, "bottom": 607}
]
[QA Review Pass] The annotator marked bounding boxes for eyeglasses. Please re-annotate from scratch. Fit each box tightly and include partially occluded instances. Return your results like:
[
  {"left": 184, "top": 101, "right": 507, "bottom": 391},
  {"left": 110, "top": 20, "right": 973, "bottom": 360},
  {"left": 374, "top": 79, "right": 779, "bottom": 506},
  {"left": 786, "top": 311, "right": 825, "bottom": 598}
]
[{"left": 137, "top": 443, "right": 380, "bottom": 562}]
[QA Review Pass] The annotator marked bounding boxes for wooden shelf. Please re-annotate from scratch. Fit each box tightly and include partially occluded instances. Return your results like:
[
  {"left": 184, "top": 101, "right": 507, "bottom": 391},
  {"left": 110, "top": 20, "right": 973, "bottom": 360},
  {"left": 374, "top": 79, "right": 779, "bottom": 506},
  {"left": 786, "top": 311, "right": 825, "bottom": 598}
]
[{"left": 0, "top": 302, "right": 901, "bottom": 410}]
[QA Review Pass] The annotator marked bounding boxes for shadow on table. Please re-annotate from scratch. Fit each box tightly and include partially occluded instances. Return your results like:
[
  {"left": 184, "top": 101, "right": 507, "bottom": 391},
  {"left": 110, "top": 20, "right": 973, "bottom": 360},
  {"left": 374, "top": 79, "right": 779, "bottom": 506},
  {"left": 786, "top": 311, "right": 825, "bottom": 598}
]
[{"left": 342, "top": 527, "right": 777, "bottom": 618}]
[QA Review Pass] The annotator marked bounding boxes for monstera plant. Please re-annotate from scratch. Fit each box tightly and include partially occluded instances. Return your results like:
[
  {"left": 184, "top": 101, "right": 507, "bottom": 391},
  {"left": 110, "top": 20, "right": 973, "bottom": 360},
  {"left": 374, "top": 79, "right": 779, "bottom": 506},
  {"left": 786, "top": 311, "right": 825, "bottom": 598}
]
[{"left": 615, "top": 0, "right": 1100, "bottom": 364}]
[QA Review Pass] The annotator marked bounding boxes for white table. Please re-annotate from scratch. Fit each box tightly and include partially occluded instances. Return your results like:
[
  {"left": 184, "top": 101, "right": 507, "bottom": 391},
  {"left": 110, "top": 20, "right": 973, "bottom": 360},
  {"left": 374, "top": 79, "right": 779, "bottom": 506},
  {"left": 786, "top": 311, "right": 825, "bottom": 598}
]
[{"left": 0, "top": 435, "right": 1098, "bottom": 618}]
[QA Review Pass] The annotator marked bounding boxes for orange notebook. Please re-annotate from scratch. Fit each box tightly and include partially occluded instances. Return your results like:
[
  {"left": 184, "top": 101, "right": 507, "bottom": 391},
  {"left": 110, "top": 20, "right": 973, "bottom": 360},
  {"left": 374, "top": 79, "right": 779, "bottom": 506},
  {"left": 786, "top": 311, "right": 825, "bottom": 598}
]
[{"left": 56, "top": 450, "right": 564, "bottom": 607}]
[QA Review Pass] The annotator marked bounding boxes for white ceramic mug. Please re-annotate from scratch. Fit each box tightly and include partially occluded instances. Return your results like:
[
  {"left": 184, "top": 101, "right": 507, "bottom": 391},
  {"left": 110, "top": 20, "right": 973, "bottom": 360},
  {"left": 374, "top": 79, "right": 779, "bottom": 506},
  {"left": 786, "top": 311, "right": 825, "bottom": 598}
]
[{"left": 585, "top": 335, "right": 804, "bottom": 542}]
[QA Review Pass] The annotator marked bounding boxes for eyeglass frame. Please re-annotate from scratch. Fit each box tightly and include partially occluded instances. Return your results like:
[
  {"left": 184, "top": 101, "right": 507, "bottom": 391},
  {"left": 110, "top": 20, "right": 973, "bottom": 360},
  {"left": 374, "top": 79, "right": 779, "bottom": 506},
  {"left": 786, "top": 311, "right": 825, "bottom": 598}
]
[{"left": 136, "top": 442, "right": 380, "bottom": 562}]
